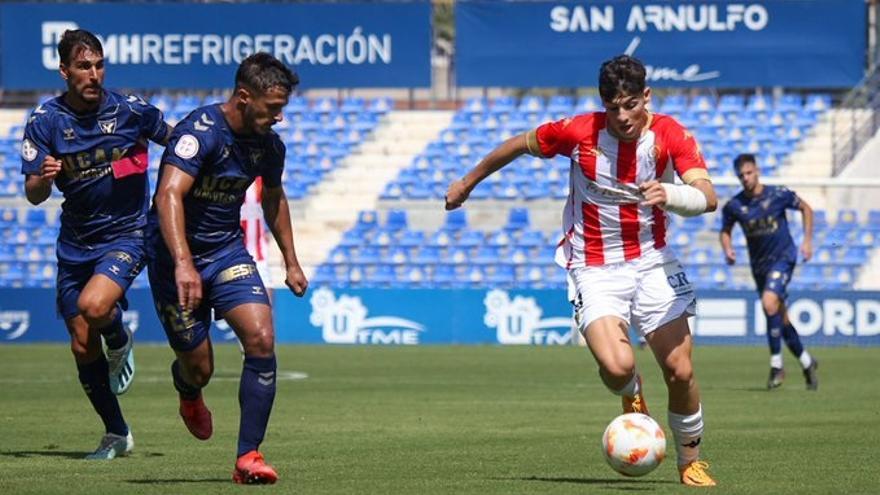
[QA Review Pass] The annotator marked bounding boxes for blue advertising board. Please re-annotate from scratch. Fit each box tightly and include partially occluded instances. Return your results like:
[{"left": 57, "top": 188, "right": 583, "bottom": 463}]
[
  {"left": 0, "top": 2, "right": 431, "bottom": 89},
  {"left": 456, "top": 0, "right": 866, "bottom": 88},
  {"left": 2, "top": 287, "right": 878, "bottom": 346}
]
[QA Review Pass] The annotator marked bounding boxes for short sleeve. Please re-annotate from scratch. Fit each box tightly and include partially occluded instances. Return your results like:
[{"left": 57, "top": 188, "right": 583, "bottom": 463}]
[
  {"left": 126, "top": 94, "right": 167, "bottom": 143},
  {"left": 721, "top": 201, "right": 737, "bottom": 231},
  {"left": 665, "top": 120, "right": 709, "bottom": 184},
  {"left": 161, "top": 130, "right": 211, "bottom": 178},
  {"left": 779, "top": 187, "right": 801, "bottom": 210},
  {"left": 261, "top": 138, "right": 285, "bottom": 188},
  {"left": 20, "top": 108, "right": 53, "bottom": 176},
  {"left": 534, "top": 117, "right": 581, "bottom": 158}
]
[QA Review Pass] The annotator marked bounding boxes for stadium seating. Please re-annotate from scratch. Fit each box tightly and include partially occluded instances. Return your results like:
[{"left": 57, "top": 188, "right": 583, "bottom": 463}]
[
  {"left": 311, "top": 206, "right": 877, "bottom": 291},
  {"left": 383, "top": 93, "right": 831, "bottom": 202}
]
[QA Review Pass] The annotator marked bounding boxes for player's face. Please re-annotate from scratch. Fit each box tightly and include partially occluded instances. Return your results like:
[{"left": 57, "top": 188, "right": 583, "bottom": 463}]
[
  {"left": 60, "top": 48, "right": 105, "bottom": 105},
  {"left": 603, "top": 88, "right": 651, "bottom": 142},
  {"left": 243, "top": 86, "right": 289, "bottom": 135},
  {"left": 736, "top": 162, "right": 760, "bottom": 192}
]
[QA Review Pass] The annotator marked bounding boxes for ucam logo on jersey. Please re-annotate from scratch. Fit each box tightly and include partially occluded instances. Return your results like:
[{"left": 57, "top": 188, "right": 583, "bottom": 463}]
[
  {"left": 0, "top": 311, "right": 30, "bottom": 340},
  {"left": 309, "top": 287, "right": 425, "bottom": 344},
  {"left": 484, "top": 290, "right": 573, "bottom": 345}
]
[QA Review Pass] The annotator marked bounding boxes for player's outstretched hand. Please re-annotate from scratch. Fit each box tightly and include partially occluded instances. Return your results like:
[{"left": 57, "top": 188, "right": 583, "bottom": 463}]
[
  {"left": 445, "top": 179, "right": 470, "bottom": 211},
  {"left": 175, "top": 262, "right": 202, "bottom": 311},
  {"left": 801, "top": 241, "right": 813, "bottom": 262},
  {"left": 638, "top": 180, "right": 667, "bottom": 207},
  {"left": 724, "top": 249, "right": 736, "bottom": 265},
  {"left": 285, "top": 265, "right": 308, "bottom": 297},
  {"left": 40, "top": 155, "right": 62, "bottom": 183}
]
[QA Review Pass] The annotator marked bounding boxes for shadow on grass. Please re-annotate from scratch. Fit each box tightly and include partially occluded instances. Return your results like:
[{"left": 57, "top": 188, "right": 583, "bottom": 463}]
[
  {"left": 1, "top": 450, "right": 88, "bottom": 459},
  {"left": 498, "top": 475, "right": 677, "bottom": 489},
  {"left": 126, "top": 478, "right": 229, "bottom": 485}
]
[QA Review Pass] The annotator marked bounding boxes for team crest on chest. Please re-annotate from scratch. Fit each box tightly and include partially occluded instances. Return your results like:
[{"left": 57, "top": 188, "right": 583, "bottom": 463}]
[{"left": 98, "top": 118, "right": 117, "bottom": 134}]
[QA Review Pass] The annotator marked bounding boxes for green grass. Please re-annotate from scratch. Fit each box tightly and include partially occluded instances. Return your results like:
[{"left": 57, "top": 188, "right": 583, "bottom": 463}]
[{"left": 0, "top": 344, "right": 877, "bottom": 494}]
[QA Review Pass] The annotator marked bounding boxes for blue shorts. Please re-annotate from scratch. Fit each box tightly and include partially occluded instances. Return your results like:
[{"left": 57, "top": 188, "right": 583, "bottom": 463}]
[
  {"left": 753, "top": 259, "right": 795, "bottom": 299},
  {"left": 147, "top": 246, "right": 270, "bottom": 352},
  {"left": 56, "top": 235, "right": 146, "bottom": 320}
]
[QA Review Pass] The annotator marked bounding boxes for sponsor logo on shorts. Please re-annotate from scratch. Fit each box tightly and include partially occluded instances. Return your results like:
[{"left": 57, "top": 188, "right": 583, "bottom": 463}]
[
  {"left": 216, "top": 264, "right": 257, "bottom": 284},
  {"left": 309, "top": 287, "right": 424, "bottom": 345},
  {"left": 484, "top": 289, "right": 572, "bottom": 345}
]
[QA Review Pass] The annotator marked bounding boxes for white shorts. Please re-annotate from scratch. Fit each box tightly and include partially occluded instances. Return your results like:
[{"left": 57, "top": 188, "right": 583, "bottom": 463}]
[{"left": 567, "top": 250, "right": 696, "bottom": 337}]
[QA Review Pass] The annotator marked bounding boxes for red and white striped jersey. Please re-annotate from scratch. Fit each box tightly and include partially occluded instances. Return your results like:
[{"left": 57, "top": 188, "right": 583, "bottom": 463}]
[
  {"left": 534, "top": 112, "right": 710, "bottom": 268},
  {"left": 241, "top": 177, "right": 268, "bottom": 263}
]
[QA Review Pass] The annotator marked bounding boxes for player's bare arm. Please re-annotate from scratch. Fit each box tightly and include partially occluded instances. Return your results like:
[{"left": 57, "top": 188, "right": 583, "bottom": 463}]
[
  {"left": 262, "top": 184, "right": 308, "bottom": 297},
  {"left": 798, "top": 195, "right": 814, "bottom": 262},
  {"left": 155, "top": 165, "right": 202, "bottom": 311},
  {"left": 445, "top": 131, "right": 533, "bottom": 210},
  {"left": 24, "top": 155, "right": 62, "bottom": 205},
  {"left": 719, "top": 225, "right": 736, "bottom": 265}
]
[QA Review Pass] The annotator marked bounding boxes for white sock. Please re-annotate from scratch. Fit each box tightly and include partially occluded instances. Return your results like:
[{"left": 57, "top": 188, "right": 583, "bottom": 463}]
[
  {"left": 611, "top": 372, "right": 640, "bottom": 397},
  {"left": 770, "top": 354, "right": 783, "bottom": 369},
  {"left": 799, "top": 351, "right": 813, "bottom": 369},
  {"left": 668, "top": 405, "right": 704, "bottom": 466}
]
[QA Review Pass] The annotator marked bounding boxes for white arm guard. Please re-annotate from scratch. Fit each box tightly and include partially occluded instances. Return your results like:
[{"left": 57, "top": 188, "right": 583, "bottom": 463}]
[{"left": 660, "top": 183, "right": 708, "bottom": 217}]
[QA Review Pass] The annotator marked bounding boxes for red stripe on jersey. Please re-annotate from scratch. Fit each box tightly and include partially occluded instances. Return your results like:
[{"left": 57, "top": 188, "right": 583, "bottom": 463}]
[
  {"left": 577, "top": 113, "right": 605, "bottom": 180},
  {"left": 652, "top": 206, "right": 667, "bottom": 249},
  {"left": 581, "top": 202, "right": 604, "bottom": 265},
  {"left": 616, "top": 139, "right": 640, "bottom": 260},
  {"left": 652, "top": 139, "right": 670, "bottom": 250},
  {"left": 619, "top": 203, "right": 641, "bottom": 261},
  {"left": 616, "top": 139, "right": 638, "bottom": 183}
]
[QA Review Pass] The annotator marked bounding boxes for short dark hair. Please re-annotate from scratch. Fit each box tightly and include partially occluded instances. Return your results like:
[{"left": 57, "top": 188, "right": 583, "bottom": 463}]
[
  {"left": 733, "top": 153, "right": 757, "bottom": 171},
  {"left": 235, "top": 53, "right": 299, "bottom": 95},
  {"left": 58, "top": 29, "right": 103, "bottom": 66},
  {"left": 598, "top": 55, "right": 647, "bottom": 102}
]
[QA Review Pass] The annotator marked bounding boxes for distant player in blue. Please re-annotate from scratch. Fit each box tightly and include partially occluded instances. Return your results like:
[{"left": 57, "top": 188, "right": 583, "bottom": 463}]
[
  {"left": 147, "top": 53, "right": 307, "bottom": 484},
  {"left": 720, "top": 154, "right": 819, "bottom": 390},
  {"left": 20, "top": 30, "right": 170, "bottom": 458}
]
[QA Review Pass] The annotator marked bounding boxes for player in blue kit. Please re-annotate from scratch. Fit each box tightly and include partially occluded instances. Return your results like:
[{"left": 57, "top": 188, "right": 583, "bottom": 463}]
[
  {"left": 147, "top": 52, "right": 307, "bottom": 484},
  {"left": 720, "top": 154, "right": 819, "bottom": 390},
  {"left": 20, "top": 30, "right": 170, "bottom": 458}
]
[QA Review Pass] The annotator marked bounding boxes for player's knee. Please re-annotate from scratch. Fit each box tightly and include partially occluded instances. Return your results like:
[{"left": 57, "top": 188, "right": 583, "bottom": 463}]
[
  {"left": 76, "top": 293, "right": 114, "bottom": 323},
  {"left": 184, "top": 361, "right": 214, "bottom": 388},
  {"left": 663, "top": 360, "right": 694, "bottom": 388},
  {"left": 761, "top": 293, "right": 781, "bottom": 316},
  {"left": 242, "top": 326, "right": 275, "bottom": 356},
  {"left": 599, "top": 361, "right": 636, "bottom": 386}
]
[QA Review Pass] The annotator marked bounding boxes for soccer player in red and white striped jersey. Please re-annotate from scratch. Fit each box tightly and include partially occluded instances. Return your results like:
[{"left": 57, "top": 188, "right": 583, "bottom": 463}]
[{"left": 446, "top": 55, "right": 718, "bottom": 487}]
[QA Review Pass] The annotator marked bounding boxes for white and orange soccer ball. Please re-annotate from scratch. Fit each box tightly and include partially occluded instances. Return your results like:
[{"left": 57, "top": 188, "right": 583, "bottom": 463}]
[{"left": 601, "top": 413, "right": 666, "bottom": 477}]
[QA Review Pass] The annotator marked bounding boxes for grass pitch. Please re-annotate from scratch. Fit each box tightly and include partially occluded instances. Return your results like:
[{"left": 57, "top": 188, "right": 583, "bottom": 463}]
[{"left": 0, "top": 344, "right": 876, "bottom": 494}]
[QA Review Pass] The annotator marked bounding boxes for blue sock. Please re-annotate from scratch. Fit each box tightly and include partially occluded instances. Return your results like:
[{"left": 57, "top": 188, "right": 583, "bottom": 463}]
[
  {"left": 99, "top": 306, "right": 128, "bottom": 350},
  {"left": 77, "top": 355, "right": 128, "bottom": 436},
  {"left": 766, "top": 312, "right": 783, "bottom": 357},
  {"left": 782, "top": 322, "right": 805, "bottom": 358},
  {"left": 171, "top": 360, "right": 201, "bottom": 401},
  {"left": 237, "top": 355, "right": 277, "bottom": 457}
]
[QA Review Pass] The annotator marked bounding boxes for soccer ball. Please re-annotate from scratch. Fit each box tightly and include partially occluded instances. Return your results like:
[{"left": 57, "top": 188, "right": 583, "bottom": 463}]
[{"left": 601, "top": 413, "right": 666, "bottom": 477}]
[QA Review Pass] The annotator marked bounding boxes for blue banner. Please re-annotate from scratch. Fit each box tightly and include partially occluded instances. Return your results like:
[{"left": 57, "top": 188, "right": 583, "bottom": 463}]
[
  {"left": 0, "top": 2, "right": 431, "bottom": 89},
  {"left": 2, "top": 288, "right": 879, "bottom": 346},
  {"left": 456, "top": 0, "right": 866, "bottom": 88}
]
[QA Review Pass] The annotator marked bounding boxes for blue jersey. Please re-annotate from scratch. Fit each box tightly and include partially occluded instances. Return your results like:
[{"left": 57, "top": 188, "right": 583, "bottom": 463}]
[
  {"left": 721, "top": 185, "right": 801, "bottom": 273},
  {"left": 147, "top": 103, "right": 284, "bottom": 261},
  {"left": 20, "top": 90, "right": 166, "bottom": 246}
]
